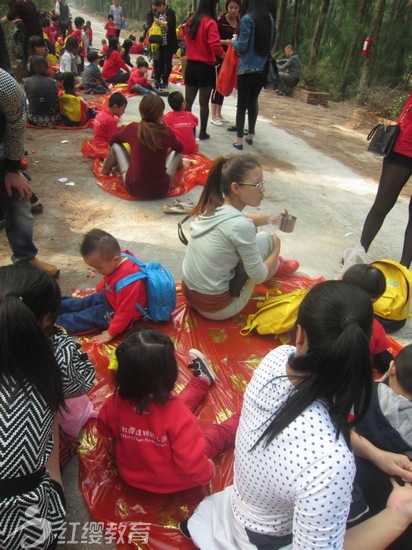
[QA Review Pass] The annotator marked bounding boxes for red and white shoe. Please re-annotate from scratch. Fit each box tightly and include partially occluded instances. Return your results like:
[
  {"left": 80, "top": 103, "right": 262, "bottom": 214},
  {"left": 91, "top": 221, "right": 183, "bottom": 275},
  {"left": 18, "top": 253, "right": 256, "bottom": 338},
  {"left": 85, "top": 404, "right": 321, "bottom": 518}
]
[{"left": 276, "top": 257, "right": 299, "bottom": 277}]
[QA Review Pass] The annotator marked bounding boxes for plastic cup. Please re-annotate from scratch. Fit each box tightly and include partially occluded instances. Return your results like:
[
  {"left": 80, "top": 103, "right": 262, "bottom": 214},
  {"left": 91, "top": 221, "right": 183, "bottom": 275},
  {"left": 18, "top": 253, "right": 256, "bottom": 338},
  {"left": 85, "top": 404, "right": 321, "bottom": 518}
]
[{"left": 279, "top": 213, "right": 297, "bottom": 233}]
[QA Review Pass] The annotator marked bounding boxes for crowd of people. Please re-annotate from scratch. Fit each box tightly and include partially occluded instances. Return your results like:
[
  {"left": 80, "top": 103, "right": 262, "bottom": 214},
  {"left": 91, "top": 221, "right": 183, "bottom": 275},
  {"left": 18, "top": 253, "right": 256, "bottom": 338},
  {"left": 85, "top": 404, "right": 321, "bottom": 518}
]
[{"left": 1, "top": 0, "right": 412, "bottom": 548}]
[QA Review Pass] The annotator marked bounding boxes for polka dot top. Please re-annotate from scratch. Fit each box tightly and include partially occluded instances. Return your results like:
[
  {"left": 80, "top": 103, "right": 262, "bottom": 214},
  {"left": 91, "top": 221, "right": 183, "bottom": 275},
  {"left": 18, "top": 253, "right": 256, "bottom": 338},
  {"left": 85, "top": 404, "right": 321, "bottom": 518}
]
[{"left": 232, "top": 345, "right": 355, "bottom": 549}]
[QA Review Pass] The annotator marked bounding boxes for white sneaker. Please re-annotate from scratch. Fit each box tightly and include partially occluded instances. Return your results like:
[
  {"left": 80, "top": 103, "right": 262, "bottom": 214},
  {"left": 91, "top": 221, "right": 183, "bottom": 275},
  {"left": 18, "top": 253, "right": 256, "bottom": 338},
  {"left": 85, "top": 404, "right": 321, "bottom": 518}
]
[
  {"left": 210, "top": 118, "right": 223, "bottom": 126},
  {"left": 188, "top": 349, "right": 216, "bottom": 384},
  {"left": 218, "top": 116, "right": 230, "bottom": 123}
]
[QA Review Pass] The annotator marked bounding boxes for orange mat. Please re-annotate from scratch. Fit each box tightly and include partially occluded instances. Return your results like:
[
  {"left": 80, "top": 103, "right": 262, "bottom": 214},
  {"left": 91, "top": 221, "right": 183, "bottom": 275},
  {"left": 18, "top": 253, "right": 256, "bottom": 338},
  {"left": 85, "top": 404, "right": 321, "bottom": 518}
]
[{"left": 77, "top": 274, "right": 324, "bottom": 549}]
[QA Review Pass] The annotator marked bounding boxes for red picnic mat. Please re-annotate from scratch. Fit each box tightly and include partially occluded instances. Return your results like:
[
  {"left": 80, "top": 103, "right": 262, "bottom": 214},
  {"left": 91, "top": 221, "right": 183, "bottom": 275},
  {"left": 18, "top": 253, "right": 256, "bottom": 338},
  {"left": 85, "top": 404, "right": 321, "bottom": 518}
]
[
  {"left": 91, "top": 152, "right": 213, "bottom": 200},
  {"left": 76, "top": 273, "right": 324, "bottom": 549}
]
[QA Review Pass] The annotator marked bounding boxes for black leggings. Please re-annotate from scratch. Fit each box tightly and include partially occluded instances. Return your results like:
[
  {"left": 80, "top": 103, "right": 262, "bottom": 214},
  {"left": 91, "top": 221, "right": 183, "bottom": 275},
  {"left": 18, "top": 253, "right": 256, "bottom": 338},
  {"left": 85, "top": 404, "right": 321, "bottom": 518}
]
[
  {"left": 360, "top": 153, "right": 412, "bottom": 267},
  {"left": 236, "top": 72, "right": 264, "bottom": 138}
]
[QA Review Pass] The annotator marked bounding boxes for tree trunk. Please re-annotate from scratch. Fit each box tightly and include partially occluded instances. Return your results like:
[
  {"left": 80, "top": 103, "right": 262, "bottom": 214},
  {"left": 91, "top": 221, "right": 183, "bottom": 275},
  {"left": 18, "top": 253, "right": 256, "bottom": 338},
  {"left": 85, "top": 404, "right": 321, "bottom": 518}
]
[
  {"left": 339, "top": 0, "right": 370, "bottom": 97},
  {"left": 274, "top": 0, "right": 287, "bottom": 53},
  {"left": 357, "top": 0, "right": 386, "bottom": 104},
  {"left": 308, "top": 0, "right": 331, "bottom": 70},
  {"left": 292, "top": 0, "right": 302, "bottom": 50}
]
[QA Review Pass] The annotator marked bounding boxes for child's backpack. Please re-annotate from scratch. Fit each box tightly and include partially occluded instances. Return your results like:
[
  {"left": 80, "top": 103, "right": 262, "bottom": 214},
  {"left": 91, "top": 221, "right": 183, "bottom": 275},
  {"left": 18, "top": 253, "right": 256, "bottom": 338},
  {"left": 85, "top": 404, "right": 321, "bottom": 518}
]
[
  {"left": 59, "top": 93, "right": 82, "bottom": 123},
  {"left": 371, "top": 259, "right": 412, "bottom": 333},
  {"left": 240, "top": 288, "right": 308, "bottom": 336},
  {"left": 115, "top": 253, "right": 176, "bottom": 322}
]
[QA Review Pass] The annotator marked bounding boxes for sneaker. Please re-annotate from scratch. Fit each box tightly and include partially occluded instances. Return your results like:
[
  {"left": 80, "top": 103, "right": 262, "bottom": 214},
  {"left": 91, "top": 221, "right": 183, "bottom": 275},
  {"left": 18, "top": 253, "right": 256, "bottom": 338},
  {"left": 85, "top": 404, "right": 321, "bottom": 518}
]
[
  {"left": 218, "top": 116, "right": 230, "bottom": 123},
  {"left": 29, "top": 257, "right": 60, "bottom": 278},
  {"left": 277, "top": 91, "right": 285, "bottom": 96},
  {"left": 178, "top": 519, "right": 192, "bottom": 540},
  {"left": 276, "top": 257, "right": 299, "bottom": 277},
  {"left": 188, "top": 349, "right": 216, "bottom": 384},
  {"left": 210, "top": 118, "right": 223, "bottom": 126}
]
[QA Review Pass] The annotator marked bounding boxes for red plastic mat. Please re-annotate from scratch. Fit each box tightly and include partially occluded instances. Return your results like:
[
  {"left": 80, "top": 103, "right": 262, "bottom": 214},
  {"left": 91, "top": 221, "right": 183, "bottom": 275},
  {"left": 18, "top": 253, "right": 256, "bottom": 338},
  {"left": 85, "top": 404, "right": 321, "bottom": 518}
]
[
  {"left": 91, "top": 152, "right": 213, "bottom": 200},
  {"left": 77, "top": 274, "right": 323, "bottom": 549}
]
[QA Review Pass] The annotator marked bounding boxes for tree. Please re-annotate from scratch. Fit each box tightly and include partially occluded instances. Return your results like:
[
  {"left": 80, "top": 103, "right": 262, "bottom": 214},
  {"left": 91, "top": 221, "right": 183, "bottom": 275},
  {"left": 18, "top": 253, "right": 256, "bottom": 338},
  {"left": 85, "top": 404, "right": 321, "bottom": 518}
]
[
  {"left": 274, "top": 0, "right": 287, "bottom": 53},
  {"left": 308, "top": 0, "right": 331, "bottom": 69},
  {"left": 357, "top": 0, "right": 386, "bottom": 104},
  {"left": 292, "top": 0, "right": 303, "bottom": 50}
]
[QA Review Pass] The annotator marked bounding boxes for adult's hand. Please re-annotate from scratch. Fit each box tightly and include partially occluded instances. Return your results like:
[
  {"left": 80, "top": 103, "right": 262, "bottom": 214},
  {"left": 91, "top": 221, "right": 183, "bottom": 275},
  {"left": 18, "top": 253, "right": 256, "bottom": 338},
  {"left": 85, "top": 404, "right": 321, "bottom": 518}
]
[
  {"left": 386, "top": 479, "right": 412, "bottom": 523},
  {"left": 5, "top": 171, "right": 32, "bottom": 200}
]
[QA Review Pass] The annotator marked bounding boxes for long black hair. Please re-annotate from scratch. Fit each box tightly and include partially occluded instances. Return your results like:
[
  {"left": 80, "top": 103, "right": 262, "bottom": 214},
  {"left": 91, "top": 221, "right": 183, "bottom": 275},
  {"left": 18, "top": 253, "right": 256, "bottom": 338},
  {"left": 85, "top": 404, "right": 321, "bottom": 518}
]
[
  {"left": 258, "top": 280, "right": 373, "bottom": 448},
  {"left": 188, "top": 0, "right": 219, "bottom": 39},
  {"left": 107, "top": 36, "right": 120, "bottom": 59},
  {"left": 115, "top": 327, "right": 178, "bottom": 413},
  {"left": 241, "top": 0, "right": 273, "bottom": 57},
  {"left": 0, "top": 263, "right": 64, "bottom": 412},
  {"left": 192, "top": 154, "right": 260, "bottom": 216}
]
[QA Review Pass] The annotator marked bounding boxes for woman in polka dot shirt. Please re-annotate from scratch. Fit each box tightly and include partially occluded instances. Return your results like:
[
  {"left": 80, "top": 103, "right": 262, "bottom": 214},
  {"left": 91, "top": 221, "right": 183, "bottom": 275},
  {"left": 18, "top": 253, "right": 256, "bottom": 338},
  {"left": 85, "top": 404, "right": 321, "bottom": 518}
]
[{"left": 181, "top": 281, "right": 412, "bottom": 549}]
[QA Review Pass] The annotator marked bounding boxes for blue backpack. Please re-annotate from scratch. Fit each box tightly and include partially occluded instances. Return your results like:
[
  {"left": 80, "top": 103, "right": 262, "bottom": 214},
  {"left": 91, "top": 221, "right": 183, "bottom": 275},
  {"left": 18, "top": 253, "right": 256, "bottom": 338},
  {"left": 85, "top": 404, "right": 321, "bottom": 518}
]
[{"left": 115, "top": 253, "right": 176, "bottom": 322}]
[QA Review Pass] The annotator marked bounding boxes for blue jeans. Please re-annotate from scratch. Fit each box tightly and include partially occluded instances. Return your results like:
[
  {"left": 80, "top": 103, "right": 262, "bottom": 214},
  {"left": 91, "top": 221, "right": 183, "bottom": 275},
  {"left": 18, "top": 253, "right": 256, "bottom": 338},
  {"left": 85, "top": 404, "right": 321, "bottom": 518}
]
[
  {"left": 0, "top": 146, "right": 37, "bottom": 262},
  {"left": 58, "top": 291, "right": 114, "bottom": 334}
]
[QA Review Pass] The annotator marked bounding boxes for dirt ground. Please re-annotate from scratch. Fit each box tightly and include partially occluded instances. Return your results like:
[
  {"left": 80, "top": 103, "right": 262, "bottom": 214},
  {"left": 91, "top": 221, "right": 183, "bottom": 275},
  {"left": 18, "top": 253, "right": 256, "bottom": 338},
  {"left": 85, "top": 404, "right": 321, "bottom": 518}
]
[
  {"left": 0, "top": 5, "right": 396, "bottom": 296},
  {"left": 12, "top": 94, "right": 380, "bottom": 293}
]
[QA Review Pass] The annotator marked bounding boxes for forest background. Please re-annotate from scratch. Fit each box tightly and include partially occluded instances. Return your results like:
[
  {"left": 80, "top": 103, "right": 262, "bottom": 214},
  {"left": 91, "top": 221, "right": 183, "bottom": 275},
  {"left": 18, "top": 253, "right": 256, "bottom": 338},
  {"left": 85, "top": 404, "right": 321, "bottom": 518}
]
[{"left": 1, "top": 0, "right": 412, "bottom": 116}]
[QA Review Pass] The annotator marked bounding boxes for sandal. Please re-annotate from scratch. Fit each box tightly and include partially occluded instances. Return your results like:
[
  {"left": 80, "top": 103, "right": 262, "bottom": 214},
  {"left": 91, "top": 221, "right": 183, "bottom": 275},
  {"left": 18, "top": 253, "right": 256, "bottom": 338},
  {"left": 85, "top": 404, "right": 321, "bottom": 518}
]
[
  {"left": 163, "top": 202, "right": 193, "bottom": 215},
  {"left": 173, "top": 199, "right": 194, "bottom": 209}
]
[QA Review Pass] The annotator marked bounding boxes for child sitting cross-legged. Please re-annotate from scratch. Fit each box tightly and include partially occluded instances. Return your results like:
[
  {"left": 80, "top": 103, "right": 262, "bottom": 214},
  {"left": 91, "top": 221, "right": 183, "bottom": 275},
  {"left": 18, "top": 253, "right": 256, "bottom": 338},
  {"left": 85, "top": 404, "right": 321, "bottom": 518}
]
[
  {"left": 163, "top": 91, "right": 199, "bottom": 154},
  {"left": 57, "top": 229, "right": 147, "bottom": 344},
  {"left": 59, "top": 72, "right": 96, "bottom": 126},
  {"left": 128, "top": 57, "right": 168, "bottom": 97},
  {"left": 82, "top": 51, "right": 109, "bottom": 94},
  {"left": 97, "top": 327, "right": 240, "bottom": 493},
  {"left": 93, "top": 91, "right": 128, "bottom": 145}
]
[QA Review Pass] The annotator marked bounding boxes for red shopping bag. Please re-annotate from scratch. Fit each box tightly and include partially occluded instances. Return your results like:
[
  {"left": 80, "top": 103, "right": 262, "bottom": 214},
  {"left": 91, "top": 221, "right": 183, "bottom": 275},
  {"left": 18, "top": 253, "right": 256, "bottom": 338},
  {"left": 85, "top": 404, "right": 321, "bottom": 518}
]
[{"left": 217, "top": 43, "right": 238, "bottom": 97}]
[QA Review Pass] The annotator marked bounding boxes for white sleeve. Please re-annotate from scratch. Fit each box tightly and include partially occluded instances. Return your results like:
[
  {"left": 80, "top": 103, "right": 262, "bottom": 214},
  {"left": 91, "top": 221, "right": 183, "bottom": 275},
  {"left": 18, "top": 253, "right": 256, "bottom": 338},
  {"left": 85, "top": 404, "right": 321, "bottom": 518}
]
[{"left": 292, "top": 448, "right": 354, "bottom": 548}]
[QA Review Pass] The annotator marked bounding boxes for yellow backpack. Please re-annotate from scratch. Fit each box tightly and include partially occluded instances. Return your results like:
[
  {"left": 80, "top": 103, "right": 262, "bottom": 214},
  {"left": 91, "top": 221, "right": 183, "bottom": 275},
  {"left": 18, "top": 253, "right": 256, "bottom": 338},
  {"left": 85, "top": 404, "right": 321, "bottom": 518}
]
[
  {"left": 240, "top": 288, "right": 308, "bottom": 336},
  {"left": 59, "top": 94, "right": 82, "bottom": 123},
  {"left": 371, "top": 259, "right": 412, "bottom": 332}
]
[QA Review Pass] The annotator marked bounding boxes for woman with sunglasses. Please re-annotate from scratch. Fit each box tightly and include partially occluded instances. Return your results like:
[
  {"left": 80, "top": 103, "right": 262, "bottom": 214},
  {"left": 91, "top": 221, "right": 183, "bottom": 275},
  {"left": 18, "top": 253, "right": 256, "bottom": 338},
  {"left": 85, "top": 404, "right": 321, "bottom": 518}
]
[{"left": 182, "top": 154, "right": 299, "bottom": 320}]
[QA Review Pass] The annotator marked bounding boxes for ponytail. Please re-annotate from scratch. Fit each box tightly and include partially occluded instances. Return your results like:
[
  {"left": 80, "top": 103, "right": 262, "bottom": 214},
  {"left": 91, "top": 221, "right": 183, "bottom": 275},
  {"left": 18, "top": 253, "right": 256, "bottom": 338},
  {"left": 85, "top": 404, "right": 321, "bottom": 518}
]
[
  {"left": 0, "top": 294, "right": 64, "bottom": 412},
  {"left": 191, "top": 156, "right": 226, "bottom": 216},
  {"left": 191, "top": 154, "right": 261, "bottom": 217},
  {"left": 256, "top": 281, "right": 373, "bottom": 449}
]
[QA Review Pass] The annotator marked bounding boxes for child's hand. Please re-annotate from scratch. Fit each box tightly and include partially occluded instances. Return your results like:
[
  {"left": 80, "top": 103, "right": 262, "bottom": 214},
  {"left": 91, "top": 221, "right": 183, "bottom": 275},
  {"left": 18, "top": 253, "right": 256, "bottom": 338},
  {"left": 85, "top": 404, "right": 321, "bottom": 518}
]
[{"left": 91, "top": 330, "right": 113, "bottom": 344}]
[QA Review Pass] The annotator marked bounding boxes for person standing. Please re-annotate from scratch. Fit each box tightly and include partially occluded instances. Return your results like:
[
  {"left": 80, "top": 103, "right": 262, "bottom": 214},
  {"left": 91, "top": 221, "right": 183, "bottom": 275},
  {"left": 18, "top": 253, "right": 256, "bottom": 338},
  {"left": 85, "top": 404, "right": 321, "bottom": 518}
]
[
  {"left": 360, "top": 88, "right": 412, "bottom": 268},
  {"left": 0, "top": 69, "right": 59, "bottom": 276},
  {"left": 232, "top": 0, "right": 275, "bottom": 150},
  {"left": 109, "top": 0, "right": 124, "bottom": 39},
  {"left": 210, "top": 0, "right": 241, "bottom": 126},
  {"left": 184, "top": 0, "right": 225, "bottom": 140},
  {"left": 153, "top": 0, "right": 178, "bottom": 90},
  {"left": 54, "top": 0, "right": 71, "bottom": 40}
]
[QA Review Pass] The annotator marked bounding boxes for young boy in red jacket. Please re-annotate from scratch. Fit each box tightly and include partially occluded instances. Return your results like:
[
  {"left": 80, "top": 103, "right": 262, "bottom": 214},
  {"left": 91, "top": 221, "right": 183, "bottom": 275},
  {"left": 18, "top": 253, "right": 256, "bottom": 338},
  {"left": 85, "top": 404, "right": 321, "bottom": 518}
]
[{"left": 57, "top": 229, "right": 146, "bottom": 343}]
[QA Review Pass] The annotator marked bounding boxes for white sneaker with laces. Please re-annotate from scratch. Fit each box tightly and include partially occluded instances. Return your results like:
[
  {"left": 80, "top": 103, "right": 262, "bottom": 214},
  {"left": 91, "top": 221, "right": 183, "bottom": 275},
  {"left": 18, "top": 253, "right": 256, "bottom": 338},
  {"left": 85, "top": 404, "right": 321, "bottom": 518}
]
[{"left": 188, "top": 349, "right": 216, "bottom": 384}]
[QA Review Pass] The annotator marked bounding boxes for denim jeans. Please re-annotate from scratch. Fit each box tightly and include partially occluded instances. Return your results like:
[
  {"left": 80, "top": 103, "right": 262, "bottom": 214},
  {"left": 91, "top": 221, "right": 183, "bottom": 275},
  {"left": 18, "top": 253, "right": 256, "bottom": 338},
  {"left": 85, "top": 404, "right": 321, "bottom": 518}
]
[
  {"left": 58, "top": 291, "right": 114, "bottom": 334},
  {"left": 0, "top": 146, "right": 37, "bottom": 262}
]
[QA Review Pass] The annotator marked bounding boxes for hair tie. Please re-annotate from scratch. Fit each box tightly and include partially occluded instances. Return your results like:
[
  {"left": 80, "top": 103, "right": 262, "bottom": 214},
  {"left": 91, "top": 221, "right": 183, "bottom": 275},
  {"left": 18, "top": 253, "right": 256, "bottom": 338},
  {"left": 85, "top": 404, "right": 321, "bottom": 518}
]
[{"left": 341, "top": 316, "right": 357, "bottom": 329}]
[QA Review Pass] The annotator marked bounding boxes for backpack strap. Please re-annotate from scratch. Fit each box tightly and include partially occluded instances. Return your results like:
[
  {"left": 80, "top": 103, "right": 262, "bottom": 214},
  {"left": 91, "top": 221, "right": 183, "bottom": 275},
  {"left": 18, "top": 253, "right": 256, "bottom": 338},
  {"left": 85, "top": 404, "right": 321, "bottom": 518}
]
[{"left": 115, "top": 253, "right": 149, "bottom": 319}]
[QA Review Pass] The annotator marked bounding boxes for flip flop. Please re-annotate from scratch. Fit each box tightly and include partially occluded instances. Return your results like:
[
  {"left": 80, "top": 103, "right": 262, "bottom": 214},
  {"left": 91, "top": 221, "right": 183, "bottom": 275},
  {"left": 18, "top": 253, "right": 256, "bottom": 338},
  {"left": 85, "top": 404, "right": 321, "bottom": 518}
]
[{"left": 173, "top": 199, "right": 194, "bottom": 209}]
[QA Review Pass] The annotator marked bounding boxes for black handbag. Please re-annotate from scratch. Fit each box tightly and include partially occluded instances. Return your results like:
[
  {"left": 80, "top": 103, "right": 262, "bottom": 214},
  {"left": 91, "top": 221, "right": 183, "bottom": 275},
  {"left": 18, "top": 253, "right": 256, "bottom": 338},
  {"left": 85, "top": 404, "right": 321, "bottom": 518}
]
[{"left": 366, "top": 123, "right": 400, "bottom": 157}]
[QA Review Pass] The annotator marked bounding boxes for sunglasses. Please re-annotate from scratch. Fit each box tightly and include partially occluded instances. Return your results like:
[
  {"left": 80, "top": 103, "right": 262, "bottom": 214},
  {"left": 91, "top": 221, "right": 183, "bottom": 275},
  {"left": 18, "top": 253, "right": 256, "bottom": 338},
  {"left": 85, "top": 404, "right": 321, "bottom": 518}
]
[{"left": 237, "top": 179, "right": 266, "bottom": 190}]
